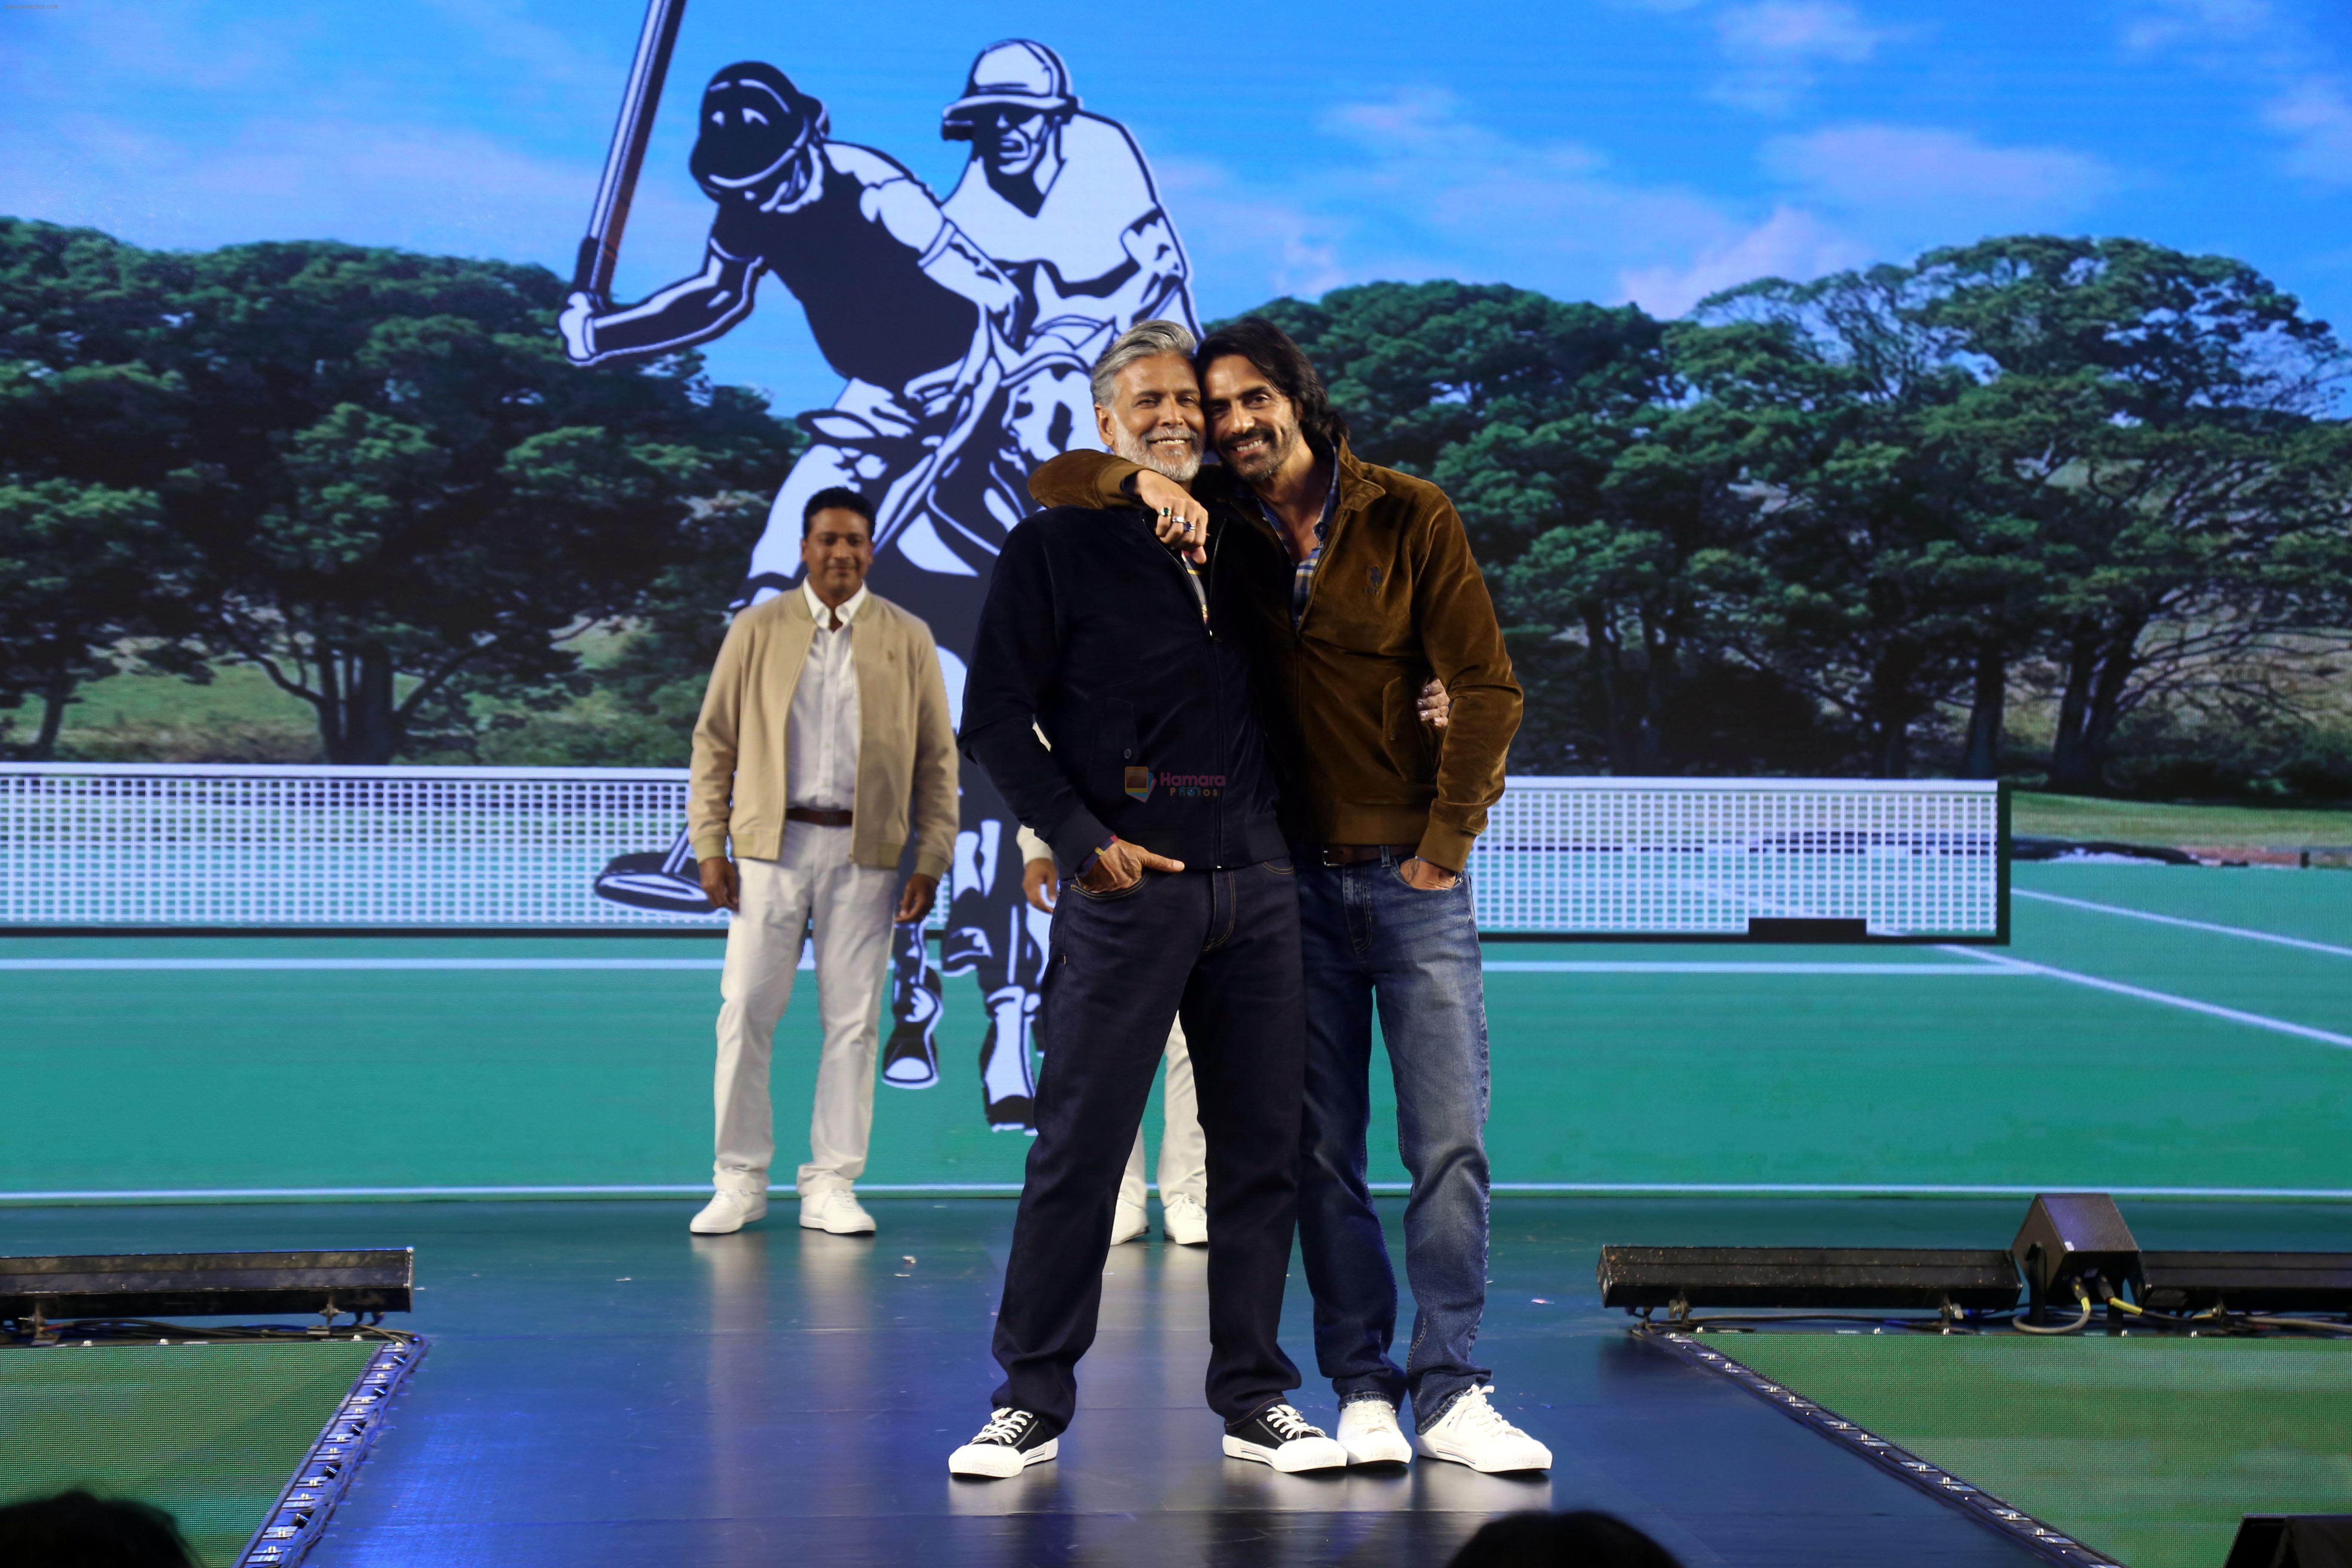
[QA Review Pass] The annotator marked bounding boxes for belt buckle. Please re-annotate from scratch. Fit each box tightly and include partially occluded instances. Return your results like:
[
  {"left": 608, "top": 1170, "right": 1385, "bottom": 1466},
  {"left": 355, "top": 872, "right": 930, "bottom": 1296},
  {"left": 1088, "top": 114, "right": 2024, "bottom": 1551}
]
[{"left": 1318, "top": 845, "right": 1352, "bottom": 868}]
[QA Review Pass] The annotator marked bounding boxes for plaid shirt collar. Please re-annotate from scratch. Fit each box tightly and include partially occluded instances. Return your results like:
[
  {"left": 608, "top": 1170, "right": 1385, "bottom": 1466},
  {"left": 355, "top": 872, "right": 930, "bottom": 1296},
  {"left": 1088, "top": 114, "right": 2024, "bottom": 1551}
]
[{"left": 1255, "top": 461, "right": 1341, "bottom": 629}]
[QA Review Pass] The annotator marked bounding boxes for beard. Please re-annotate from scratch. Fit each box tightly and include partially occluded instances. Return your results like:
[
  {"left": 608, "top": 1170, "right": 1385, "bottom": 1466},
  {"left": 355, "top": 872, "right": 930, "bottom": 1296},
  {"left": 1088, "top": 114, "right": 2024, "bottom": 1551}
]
[
  {"left": 1219, "top": 418, "right": 1296, "bottom": 484},
  {"left": 1112, "top": 420, "right": 1203, "bottom": 484}
]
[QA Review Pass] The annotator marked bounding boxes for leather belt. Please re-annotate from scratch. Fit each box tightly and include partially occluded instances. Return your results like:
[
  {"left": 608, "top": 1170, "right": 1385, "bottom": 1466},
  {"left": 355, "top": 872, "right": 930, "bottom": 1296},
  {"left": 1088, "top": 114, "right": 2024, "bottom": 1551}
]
[
  {"left": 785, "top": 807, "right": 854, "bottom": 828},
  {"left": 1307, "top": 843, "right": 1418, "bottom": 867}
]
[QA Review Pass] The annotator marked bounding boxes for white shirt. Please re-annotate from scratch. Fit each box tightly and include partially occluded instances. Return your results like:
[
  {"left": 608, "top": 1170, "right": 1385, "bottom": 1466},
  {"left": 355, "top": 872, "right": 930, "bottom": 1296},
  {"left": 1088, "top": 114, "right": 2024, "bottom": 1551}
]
[{"left": 787, "top": 582, "right": 867, "bottom": 812}]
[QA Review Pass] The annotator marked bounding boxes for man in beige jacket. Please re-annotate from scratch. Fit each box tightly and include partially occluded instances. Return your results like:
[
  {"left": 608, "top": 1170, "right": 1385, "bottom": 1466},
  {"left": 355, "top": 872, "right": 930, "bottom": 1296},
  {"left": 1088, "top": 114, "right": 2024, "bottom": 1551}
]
[{"left": 687, "top": 487, "right": 960, "bottom": 1236}]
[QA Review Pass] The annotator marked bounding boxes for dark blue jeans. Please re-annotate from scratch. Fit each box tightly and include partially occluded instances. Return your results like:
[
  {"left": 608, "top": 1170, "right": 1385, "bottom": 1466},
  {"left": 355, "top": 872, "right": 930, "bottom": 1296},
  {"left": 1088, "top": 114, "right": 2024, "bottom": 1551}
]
[
  {"left": 1294, "top": 849, "right": 1492, "bottom": 1429},
  {"left": 991, "top": 861, "right": 1305, "bottom": 1429}
]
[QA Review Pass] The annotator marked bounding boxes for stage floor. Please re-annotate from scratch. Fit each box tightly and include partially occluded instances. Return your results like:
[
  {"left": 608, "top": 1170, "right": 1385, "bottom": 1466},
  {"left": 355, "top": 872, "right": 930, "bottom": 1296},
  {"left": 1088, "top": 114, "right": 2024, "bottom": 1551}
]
[{"left": 5, "top": 1197, "right": 2346, "bottom": 1567}]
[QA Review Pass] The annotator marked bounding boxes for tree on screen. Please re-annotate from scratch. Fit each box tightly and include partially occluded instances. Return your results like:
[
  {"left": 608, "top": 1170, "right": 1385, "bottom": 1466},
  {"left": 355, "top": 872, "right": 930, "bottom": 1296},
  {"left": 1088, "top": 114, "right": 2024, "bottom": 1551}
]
[
  {"left": 0, "top": 222, "right": 796, "bottom": 763},
  {"left": 1235, "top": 283, "right": 1724, "bottom": 772},
  {"left": 1916, "top": 236, "right": 2352, "bottom": 793},
  {"left": 1237, "top": 245, "right": 2348, "bottom": 785},
  {"left": 162, "top": 240, "right": 793, "bottom": 763},
  {"left": 0, "top": 221, "right": 203, "bottom": 758}
]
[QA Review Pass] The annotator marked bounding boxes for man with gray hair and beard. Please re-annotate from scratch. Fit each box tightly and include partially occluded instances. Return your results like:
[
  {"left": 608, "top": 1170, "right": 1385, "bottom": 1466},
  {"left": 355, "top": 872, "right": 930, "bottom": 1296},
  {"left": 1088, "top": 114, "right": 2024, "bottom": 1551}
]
[{"left": 948, "top": 321, "right": 1346, "bottom": 1477}]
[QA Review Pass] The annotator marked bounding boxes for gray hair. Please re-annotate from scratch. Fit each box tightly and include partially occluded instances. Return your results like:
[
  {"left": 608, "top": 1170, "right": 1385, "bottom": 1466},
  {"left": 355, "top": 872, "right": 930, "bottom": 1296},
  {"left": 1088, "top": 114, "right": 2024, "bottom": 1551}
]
[{"left": 1090, "top": 319, "right": 1198, "bottom": 408}]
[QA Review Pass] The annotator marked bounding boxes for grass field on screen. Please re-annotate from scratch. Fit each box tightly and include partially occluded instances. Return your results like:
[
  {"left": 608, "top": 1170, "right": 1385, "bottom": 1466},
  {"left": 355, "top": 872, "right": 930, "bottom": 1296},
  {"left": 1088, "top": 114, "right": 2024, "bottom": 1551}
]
[{"left": 3, "top": 863, "right": 2349, "bottom": 1198}]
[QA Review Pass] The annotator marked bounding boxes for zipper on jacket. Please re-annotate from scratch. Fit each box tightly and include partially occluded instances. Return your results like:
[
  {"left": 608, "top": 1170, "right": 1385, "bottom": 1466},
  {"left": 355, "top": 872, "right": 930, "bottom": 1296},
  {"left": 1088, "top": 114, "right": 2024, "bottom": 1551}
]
[
  {"left": 1145, "top": 511, "right": 1228, "bottom": 863},
  {"left": 1207, "top": 519, "right": 1225, "bottom": 867},
  {"left": 1163, "top": 534, "right": 1211, "bottom": 634}
]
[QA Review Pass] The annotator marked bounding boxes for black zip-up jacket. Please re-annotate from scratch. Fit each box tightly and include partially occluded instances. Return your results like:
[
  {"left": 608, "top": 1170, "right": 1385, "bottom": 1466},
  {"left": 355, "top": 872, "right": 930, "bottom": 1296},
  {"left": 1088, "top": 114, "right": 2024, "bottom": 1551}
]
[{"left": 959, "top": 502, "right": 1289, "bottom": 874}]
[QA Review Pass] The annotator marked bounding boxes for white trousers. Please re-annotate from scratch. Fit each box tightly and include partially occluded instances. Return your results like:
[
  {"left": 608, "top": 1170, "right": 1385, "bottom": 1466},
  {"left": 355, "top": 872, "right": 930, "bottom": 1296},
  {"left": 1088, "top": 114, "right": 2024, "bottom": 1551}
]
[
  {"left": 713, "top": 822, "right": 897, "bottom": 1197},
  {"left": 1118, "top": 1020, "right": 1207, "bottom": 1209}
]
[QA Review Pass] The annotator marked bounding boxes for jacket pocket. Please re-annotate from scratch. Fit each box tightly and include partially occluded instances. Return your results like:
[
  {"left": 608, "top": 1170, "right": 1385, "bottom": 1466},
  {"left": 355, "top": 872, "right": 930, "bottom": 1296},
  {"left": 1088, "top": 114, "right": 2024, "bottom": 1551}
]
[{"left": 1379, "top": 675, "right": 1437, "bottom": 785}]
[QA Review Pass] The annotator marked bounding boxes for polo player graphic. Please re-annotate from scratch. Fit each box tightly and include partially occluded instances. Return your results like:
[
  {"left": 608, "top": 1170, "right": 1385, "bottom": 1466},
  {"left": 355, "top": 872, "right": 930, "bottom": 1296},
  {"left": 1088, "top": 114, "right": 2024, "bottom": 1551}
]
[{"left": 564, "top": 27, "right": 1197, "bottom": 1130}]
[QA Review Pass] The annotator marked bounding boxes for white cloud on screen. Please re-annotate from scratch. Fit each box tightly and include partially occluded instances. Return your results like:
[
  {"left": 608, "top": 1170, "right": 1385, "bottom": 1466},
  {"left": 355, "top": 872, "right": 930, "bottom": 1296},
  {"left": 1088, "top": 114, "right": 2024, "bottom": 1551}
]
[
  {"left": 2121, "top": 0, "right": 2274, "bottom": 55},
  {"left": 416, "top": 0, "right": 615, "bottom": 89},
  {"left": 2120, "top": 0, "right": 2352, "bottom": 185},
  {"left": 1762, "top": 125, "right": 2125, "bottom": 224},
  {"left": 1616, "top": 206, "right": 1868, "bottom": 316},
  {"left": 2, "top": 110, "right": 634, "bottom": 269},
  {"left": 1169, "top": 93, "right": 2130, "bottom": 323},
  {"left": 2264, "top": 78, "right": 2352, "bottom": 184},
  {"left": 1164, "top": 90, "right": 1779, "bottom": 316},
  {"left": 1710, "top": 1, "right": 1899, "bottom": 113},
  {"left": 1152, "top": 158, "right": 1352, "bottom": 302}
]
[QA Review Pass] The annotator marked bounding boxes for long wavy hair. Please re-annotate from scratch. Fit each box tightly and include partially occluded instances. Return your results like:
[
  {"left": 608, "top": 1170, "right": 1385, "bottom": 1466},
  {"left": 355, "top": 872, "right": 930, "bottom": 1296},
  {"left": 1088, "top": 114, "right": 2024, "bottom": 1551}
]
[{"left": 1194, "top": 317, "right": 1351, "bottom": 456}]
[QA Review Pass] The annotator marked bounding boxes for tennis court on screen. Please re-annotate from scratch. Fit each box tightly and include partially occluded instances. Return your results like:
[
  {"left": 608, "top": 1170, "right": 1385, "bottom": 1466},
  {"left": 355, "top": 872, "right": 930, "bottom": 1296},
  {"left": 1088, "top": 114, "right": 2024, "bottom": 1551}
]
[{"left": 4, "top": 861, "right": 2347, "bottom": 1200}]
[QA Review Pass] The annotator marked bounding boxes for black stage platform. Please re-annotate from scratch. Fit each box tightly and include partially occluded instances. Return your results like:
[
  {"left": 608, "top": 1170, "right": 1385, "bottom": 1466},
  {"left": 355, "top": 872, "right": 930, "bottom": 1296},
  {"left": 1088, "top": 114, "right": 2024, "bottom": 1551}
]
[{"left": 6, "top": 1198, "right": 2343, "bottom": 1567}]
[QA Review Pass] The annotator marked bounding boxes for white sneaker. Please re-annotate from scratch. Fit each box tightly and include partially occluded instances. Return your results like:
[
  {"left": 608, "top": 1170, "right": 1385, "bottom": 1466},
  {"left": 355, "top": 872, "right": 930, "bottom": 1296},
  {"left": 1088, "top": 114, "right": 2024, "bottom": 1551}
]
[
  {"left": 1335, "top": 1399, "right": 1413, "bottom": 1466},
  {"left": 799, "top": 1189, "right": 876, "bottom": 1235},
  {"left": 948, "top": 1408, "right": 1059, "bottom": 1478},
  {"left": 1163, "top": 1194, "right": 1208, "bottom": 1246},
  {"left": 688, "top": 1190, "right": 766, "bottom": 1234},
  {"left": 1412, "top": 1386, "right": 1552, "bottom": 1473},
  {"left": 1222, "top": 1403, "right": 1347, "bottom": 1472},
  {"left": 1110, "top": 1199, "right": 1149, "bottom": 1244}
]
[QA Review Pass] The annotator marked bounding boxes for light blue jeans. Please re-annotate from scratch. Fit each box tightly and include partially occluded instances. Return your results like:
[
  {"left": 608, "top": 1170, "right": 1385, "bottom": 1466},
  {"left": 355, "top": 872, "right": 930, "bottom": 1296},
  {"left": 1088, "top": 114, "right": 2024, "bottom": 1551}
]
[{"left": 1293, "top": 848, "right": 1493, "bottom": 1430}]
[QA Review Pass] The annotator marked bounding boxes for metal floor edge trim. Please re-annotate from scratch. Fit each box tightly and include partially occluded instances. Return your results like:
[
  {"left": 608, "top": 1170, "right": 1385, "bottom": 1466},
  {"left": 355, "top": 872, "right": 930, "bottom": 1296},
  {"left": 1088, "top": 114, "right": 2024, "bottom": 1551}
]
[{"left": 1641, "top": 1329, "right": 2125, "bottom": 1568}]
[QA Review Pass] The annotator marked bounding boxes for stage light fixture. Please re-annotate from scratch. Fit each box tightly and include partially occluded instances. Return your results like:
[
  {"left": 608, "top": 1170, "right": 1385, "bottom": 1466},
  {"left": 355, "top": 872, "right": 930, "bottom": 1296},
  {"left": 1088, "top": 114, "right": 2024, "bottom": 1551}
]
[
  {"left": 0, "top": 1250, "right": 414, "bottom": 1338},
  {"left": 2136, "top": 1253, "right": 2352, "bottom": 1316},
  {"left": 1596, "top": 1246, "right": 2021, "bottom": 1315}
]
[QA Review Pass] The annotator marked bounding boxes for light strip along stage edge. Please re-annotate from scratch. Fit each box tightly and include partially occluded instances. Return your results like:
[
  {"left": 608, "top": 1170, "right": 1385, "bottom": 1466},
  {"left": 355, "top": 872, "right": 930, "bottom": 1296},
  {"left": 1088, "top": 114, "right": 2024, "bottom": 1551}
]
[
  {"left": 1648, "top": 1332, "right": 2120, "bottom": 1568},
  {"left": 239, "top": 1339, "right": 423, "bottom": 1568},
  {"left": 0, "top": 766, "right": 2005, "bottom": 942}
]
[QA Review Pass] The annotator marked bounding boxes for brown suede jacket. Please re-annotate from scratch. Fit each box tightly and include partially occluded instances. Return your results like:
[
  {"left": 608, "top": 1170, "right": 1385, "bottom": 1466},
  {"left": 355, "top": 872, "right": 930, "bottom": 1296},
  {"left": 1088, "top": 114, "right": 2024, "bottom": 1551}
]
[{"left": 1028, "top": 443, "right": 1521, "bottom": 872}]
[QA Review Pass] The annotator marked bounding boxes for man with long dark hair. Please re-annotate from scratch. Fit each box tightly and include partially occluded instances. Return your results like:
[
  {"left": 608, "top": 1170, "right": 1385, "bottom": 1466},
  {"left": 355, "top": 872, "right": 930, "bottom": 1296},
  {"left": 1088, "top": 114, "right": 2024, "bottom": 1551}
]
[{"left": 1028, "top": 318, "right": 1548, "bottom": 1473}]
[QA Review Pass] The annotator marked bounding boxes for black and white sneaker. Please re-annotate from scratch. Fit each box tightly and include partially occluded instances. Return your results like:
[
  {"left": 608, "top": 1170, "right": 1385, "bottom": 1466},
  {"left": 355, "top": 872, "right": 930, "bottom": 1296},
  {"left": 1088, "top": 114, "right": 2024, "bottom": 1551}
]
[
  {"left": 1222, "top": 1403, "right": 1348, "bottom": 1472},
  {"left": 948, "top": 1408, "right": 1060, "bottom": 1478}
]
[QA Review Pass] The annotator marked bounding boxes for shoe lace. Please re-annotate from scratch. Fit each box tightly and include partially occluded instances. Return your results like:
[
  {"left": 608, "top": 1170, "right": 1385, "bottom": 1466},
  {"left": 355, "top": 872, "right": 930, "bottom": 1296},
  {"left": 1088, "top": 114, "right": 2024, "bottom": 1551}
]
[
  {"left": 975, "top": 1409, "right": 1032, "bottom": 1445},
  {"left": 1262, "top": 1403, "right": 1322, "bottom": 1442},
  {"left": 1448, "top": 1387, "right": 1516, "bottom": 1439}
]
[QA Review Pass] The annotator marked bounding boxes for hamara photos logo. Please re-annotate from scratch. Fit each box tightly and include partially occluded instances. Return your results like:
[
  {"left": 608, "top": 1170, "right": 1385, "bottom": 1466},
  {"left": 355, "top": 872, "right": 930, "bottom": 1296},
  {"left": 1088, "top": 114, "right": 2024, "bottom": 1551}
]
[{"left": 1124, "top": 768, "right": 1224, "bottom": 801}]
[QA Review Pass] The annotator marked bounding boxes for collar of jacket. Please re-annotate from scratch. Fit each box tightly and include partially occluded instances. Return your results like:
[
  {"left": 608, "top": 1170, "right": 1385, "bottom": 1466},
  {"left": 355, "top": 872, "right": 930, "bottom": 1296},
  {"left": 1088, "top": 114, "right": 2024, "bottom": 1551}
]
[
  {"left": 1207, "top": 438, "right": 1388, "bottom": 532},
  {"left": 1331, "top": 440, "right": 1388, "bottom": 521}
]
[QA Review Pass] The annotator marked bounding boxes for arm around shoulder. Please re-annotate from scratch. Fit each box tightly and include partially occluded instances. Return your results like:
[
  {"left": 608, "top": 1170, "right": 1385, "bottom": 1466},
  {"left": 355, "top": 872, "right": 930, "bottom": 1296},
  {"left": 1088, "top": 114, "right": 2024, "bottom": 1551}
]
[{"left": 1028, "top": 449, "right": 1143, "bottom": 510}]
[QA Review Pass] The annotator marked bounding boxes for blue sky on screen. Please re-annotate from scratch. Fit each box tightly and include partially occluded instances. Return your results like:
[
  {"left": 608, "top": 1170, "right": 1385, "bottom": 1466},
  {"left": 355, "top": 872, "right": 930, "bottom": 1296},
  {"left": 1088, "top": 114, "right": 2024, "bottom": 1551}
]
[{"left": 4, "top": 0, "right": 2348, "bottom": 415}]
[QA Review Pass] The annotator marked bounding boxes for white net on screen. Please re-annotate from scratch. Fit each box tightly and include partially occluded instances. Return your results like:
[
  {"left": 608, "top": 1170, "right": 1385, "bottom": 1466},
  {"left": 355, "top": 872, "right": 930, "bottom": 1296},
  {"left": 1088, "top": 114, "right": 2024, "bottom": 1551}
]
[
  {"left": 0, "top": 766, "right": 2001, "bottom": 935},
  {"left": 1, "top": 766, "right": 719, "bottom": 929},
  {"left": 1466, "top": 778, "right": 2002, "bottom": 937}
]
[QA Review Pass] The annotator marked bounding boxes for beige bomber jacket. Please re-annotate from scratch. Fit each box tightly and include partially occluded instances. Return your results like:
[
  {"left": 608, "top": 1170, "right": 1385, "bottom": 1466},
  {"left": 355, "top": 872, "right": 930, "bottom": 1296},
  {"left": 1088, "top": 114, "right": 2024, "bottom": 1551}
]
[{"left": 688, "top": 588, "right": 959, "bottom": 879}]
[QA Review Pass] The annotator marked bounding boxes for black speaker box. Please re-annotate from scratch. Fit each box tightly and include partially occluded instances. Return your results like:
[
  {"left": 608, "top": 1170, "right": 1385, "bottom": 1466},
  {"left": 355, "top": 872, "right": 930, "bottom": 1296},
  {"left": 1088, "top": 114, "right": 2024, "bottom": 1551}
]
[
  {"left": 2226, "top": 1516, "right": 2352, "bottom": 1568},
  {"left": 2011, "top": 1193, "right": 2140, "bottom": 1318}
]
